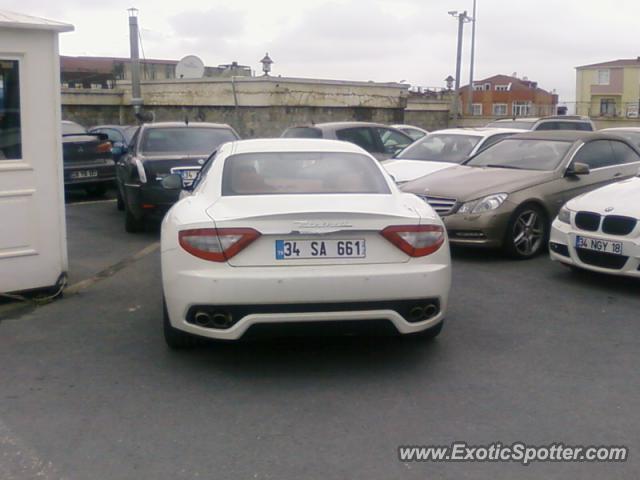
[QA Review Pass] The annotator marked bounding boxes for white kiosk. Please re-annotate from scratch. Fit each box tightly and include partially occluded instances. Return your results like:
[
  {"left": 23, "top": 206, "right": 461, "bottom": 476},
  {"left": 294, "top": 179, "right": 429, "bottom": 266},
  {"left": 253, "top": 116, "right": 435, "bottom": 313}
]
[{"left": 0, "top": 12, "right": 73, "bottom": 293}]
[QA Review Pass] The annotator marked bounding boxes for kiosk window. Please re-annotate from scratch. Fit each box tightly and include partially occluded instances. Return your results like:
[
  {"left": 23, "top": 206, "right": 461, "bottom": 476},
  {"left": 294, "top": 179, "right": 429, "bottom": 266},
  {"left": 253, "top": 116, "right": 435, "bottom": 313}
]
[{"left": 0, "top": 60, "right": 21, "bottom": 160}]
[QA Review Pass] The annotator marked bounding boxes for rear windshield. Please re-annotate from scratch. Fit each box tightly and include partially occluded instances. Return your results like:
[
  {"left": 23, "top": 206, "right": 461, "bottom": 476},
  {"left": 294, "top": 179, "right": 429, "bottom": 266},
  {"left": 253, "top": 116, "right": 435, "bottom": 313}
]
[
  {"left": 282, "top": 127, "right": 323, "bottom": 139},
  {"left": 222, "top": 152, "right": 391, "bottom": 196},
  {"left": 465, "top": 139, "right": 572, "bottom": 171},
  {"left": 140, "top": 127, "right": 237, "bottom": 155},
  {"left": 397, "top": 134, "right": 481, "bottom": 163},
  {"left": 486, "top": 120, "right": 535, "bottom": 129}
]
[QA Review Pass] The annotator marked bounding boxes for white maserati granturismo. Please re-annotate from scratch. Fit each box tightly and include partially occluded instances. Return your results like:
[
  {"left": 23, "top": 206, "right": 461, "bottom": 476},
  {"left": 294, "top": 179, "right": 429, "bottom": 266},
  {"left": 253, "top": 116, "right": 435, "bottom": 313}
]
[
  {"left": 550, "top": 174, "right": 640, "bottom": 277},
  {"left": 160, "top": 139, "right": 452, "bottom": 347}
]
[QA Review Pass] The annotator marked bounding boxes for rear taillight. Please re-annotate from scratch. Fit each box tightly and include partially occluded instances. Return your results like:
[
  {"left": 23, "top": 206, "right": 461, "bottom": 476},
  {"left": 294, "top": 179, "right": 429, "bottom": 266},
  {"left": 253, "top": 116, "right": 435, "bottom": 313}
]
[
  {"left": 96, "top": 141, "right": 112, "bottom": 154},
  {"left": 381, "top": 225, "right": 445, "bottom": 257},
  {"left": 178, "top": 228, "right": 260, "bottom": 262}
]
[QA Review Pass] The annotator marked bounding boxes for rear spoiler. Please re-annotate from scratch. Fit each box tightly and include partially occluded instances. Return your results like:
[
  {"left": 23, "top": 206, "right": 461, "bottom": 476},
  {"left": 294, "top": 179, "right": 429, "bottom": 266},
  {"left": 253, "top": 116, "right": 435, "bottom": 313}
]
[{"left": 62, "top": 133, "right": 109, "bottom": 142}]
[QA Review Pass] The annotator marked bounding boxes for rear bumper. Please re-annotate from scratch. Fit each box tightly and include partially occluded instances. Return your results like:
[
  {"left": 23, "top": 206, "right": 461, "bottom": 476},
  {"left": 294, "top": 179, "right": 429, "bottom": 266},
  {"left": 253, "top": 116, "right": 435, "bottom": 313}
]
[
  {"left": 64, "top": 159, "right": 115, "bottom": 186},
  {"left": 550, "top": 219, "right": 640, "bottom": 277},
  {"left": 162, "top": 253, "right": 451, "bottom": 340}
]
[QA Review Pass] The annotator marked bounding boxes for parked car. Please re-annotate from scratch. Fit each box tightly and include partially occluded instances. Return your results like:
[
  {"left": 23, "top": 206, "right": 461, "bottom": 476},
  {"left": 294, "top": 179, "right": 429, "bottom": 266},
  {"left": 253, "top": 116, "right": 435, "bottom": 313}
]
[
  {"left": 62, "top": 120, "right": 115, "bottom": 196},
  {"left": 550, "top": 174, "right": 640, "bottom": 277},
  {"left": 390, "top": 124, "right": 429, "bottom": 141},
  {"left": 89, "top": 124, "right": 139, "bottom": 161},
  {"left": 281, "top": 122, "right": 414, "bottom": 160},
  {"left": 600, "top": 127, "right": 640, "bottom": 149},
  {"left": 116, "top": 122, "right": 239, "bottom": 232},
  {"left": 159, "top": 138, "right": 451, "bottom": 348},
  {"left": 486, "top": 115, "right": 595, "bottom": 131},
  {"left": 401, "top": 130, "right": 640, "bottom": 259},
  {"left": 383, "top": 128, "right": 524, "bottom": 185}
]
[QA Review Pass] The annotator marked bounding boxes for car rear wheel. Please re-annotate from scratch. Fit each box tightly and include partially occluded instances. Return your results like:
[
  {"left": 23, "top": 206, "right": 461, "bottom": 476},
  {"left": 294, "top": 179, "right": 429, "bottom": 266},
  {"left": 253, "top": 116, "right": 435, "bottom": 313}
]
[
  {"left": 125, "top": 206, "right": 144, "bottom": 233},
  {"left": 504, "top": 204, "right": 548, "bottom": 259},
  {"left": 163, "top": 298, "right": 201, "bottom": 349}
]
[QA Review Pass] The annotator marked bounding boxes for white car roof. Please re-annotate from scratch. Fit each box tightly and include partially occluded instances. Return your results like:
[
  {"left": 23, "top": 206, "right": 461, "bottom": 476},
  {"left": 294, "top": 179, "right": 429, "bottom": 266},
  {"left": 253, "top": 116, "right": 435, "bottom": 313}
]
[
  {"left": 427, "top": 127, "right": 526, "bottom": 138},
  {"left": 601, "top": 127, "right": 640, "bottom": 132},
  {"left": 228, "top": 138, "right": 369, "bottom": 155}
]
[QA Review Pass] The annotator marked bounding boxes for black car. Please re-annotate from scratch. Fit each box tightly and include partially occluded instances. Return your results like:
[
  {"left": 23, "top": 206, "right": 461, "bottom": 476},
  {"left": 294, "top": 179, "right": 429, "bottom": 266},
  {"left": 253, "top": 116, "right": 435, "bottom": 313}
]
[
  {"left": 117, "top": 122, "right": 240, "bottom": 232},
  {"left": 62, "top": 120, "right": 115, "bottom": 196},
  {"left": 89, "top": 124, "right": 139, "bottom": 161},
  {"left": 281, "top": 122, "right": 414, "bottom": 160}
]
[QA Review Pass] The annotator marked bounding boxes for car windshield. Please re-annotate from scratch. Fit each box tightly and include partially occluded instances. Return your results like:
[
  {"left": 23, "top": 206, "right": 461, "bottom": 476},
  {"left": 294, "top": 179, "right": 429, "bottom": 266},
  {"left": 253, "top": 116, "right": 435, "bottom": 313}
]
[
  {"left": 486, "top": 120, "right": 536, "bottom": 129},
  {"left": 222, "top": 152, "right": 391, "bottom": 196},
  {"left": 141, "top": 127, "right": 237, "bottom": 155},
  {"left": 401, "top": 128, "right": 426, "bottom": 141},
  {"left": 465, "top": 138, "right": 573, "bottom": 170},
  {"left": 397, "top": 134, "right": 481, "bottom": 163},
  {"left": 62, "top": 122, "right": 87, "bottom": 135},
  {"left": 124, "top": 126, "right": 139, "bottom": 144}
]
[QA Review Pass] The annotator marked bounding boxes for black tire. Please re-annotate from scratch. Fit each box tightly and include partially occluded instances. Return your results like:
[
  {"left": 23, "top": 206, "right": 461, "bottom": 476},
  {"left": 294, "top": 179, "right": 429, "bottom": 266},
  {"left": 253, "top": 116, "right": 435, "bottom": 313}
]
[
  {"left": 163, "top": 298, "right": 200, "bottom": 349},
  {"left": 125, "top": 206, "right": 144, "bottom": 233},
  {"left": 86, "top": 183, "right": 107, "bottom": 197},
  {"left": 503, "top": 204, "right": 549, "bottom": 259},
  {"left": 116, "top": 190, "right": 124, "bottom": 211}
]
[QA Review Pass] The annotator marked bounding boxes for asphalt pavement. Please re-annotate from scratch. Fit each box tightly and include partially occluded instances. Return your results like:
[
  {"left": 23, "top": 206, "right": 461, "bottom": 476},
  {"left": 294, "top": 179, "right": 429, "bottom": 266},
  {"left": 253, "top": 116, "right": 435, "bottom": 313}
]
[{"left": 0, "top": 198, "right": 639, "bottom": 479}]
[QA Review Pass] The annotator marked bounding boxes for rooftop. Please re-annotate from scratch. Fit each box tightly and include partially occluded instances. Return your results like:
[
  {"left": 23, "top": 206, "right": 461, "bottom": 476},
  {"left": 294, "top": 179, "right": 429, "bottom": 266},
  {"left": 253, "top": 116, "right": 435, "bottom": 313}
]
[
  {"left": 576, "top": 58, "right": 640, "bottom": 69},
  {"left": 0, "top": 9, "right": 73, "bottom": 32}
]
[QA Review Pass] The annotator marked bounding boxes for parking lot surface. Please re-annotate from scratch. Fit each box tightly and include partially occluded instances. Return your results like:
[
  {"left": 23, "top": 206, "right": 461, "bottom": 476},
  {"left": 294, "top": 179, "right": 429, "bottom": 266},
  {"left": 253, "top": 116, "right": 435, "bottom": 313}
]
[{"left": 0, "top": 198, "right": 639, "bottom": 479}]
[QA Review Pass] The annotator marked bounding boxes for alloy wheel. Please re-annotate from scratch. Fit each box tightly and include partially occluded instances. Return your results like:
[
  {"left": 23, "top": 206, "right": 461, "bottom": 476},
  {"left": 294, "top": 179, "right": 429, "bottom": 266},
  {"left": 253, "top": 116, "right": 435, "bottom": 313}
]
[{"left": 512, "top": 209, "right": 544, "bottom": 257}]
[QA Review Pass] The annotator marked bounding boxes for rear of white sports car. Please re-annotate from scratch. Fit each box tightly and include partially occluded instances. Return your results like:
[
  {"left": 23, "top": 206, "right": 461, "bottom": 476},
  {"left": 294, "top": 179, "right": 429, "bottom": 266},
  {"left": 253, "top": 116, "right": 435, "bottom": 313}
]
[{"left": 161, "top": 140, "right": 451, "bottom": 346}]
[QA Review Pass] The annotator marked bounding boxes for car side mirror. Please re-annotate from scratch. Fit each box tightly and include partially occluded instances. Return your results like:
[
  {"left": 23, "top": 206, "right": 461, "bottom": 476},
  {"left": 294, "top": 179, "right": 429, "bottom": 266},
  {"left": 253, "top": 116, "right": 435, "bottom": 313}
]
[
  {"left": 161, "top": 173, "right": 184, "bottom": 190},
  {"left": 566, "top": 162, "right": 590, "bottom": 176}
]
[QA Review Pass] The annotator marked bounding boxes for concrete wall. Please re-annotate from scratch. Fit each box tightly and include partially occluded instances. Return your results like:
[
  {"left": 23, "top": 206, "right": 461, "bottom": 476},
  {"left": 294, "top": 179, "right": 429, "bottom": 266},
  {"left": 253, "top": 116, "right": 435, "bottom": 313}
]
[{"left": 61, "top": 76, "right": 451, "bottom": 136}]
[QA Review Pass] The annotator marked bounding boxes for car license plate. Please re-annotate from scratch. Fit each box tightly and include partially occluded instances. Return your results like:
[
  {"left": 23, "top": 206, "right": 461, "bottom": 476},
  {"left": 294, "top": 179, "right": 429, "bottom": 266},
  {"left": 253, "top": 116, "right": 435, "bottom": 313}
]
[
  {"left": 71, "top": 169, "right": 98, "bottom": 179},
  {"left": 275, "top": 239, "right": 366, "bottom": 260},
  {"left": 575, "top": 235, "right": 623, "bottom": 254}
]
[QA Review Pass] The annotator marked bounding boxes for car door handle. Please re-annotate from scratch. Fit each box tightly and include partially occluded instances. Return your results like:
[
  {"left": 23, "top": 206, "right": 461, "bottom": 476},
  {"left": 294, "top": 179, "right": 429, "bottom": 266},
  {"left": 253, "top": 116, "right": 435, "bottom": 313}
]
[{"left": 613, "top": 173, "right": 623, "bottom": 178}]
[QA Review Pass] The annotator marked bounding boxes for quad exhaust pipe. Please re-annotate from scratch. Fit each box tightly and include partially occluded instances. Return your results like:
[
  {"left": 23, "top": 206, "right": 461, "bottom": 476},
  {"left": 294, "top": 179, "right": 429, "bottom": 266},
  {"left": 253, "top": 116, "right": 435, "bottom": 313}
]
[
  {"left": 193, "top": 310, "right": 234, "bottom": 329},
  {"left": 407, "top": 304, "right": 439, "bottom": 323}
]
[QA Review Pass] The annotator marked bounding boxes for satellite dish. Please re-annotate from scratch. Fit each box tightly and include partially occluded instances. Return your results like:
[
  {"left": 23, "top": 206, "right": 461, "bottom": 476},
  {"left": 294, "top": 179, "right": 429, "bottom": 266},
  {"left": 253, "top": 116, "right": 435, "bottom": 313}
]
[{"left": 176, "top": 55, "right": 205, "bottom": 79}]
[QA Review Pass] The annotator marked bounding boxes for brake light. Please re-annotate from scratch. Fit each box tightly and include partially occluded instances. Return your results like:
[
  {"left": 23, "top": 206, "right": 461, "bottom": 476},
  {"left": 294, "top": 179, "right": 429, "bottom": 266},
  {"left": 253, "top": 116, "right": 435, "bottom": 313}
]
[
  {"left": 178, "top": 228, "right": 260, "bottom": 262},
  {"left": 381, "top": 225, "right": 445, "bottom": 257},
  {"left": 96, "top": 141, "right": 112, "bottom": 154}
]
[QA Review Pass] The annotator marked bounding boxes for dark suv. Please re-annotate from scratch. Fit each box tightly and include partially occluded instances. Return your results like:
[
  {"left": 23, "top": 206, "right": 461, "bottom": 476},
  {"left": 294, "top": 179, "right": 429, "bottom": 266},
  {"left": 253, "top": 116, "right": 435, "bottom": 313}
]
[
  {"left": 282, "top": 122, "right": 414, "bottom": 160},
  {"left": 486, "top": 115, "right": 595, "bottom": 131},
  {"left": 116, "top": 122, "right": 239, "bottom": 232}
]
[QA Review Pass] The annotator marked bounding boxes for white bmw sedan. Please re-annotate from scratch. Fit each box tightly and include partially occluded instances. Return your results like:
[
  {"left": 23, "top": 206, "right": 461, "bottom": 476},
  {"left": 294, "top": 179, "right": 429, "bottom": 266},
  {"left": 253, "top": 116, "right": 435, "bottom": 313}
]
[
  {"left": 550, "top": 175, "right": 640, "bottom": 277},
  {"left": 160, "top": 139, "right": 451, "bottom": 348}
]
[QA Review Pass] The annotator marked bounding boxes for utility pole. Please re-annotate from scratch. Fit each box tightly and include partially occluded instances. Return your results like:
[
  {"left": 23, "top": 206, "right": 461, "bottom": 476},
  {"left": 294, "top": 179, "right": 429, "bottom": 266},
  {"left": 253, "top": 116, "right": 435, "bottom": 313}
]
[
  {"left": 467, "top": 0, "right": 477, "bottom": 116},
  {"left": 448, "top": 10, "right": 470, "bottom": 127},
  {"left": 128, "top": 8, "right": 143, "bottom": 118}
]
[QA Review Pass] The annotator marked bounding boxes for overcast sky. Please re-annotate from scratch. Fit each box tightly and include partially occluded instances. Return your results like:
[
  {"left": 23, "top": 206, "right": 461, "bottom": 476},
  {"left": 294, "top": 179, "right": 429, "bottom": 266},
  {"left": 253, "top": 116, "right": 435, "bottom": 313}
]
[{"left": 4, "top": 0, "right": 640, "bottom": 103}]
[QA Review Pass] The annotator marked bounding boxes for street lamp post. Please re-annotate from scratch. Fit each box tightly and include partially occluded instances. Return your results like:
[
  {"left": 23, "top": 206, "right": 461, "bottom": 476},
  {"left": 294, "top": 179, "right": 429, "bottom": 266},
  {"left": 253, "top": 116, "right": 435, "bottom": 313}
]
[
  {"left": 448, "top": 10, "right": 471, "bottom": 127},
  {"left": 467, "top": 0, "right": 477, "bottom": 116}
]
